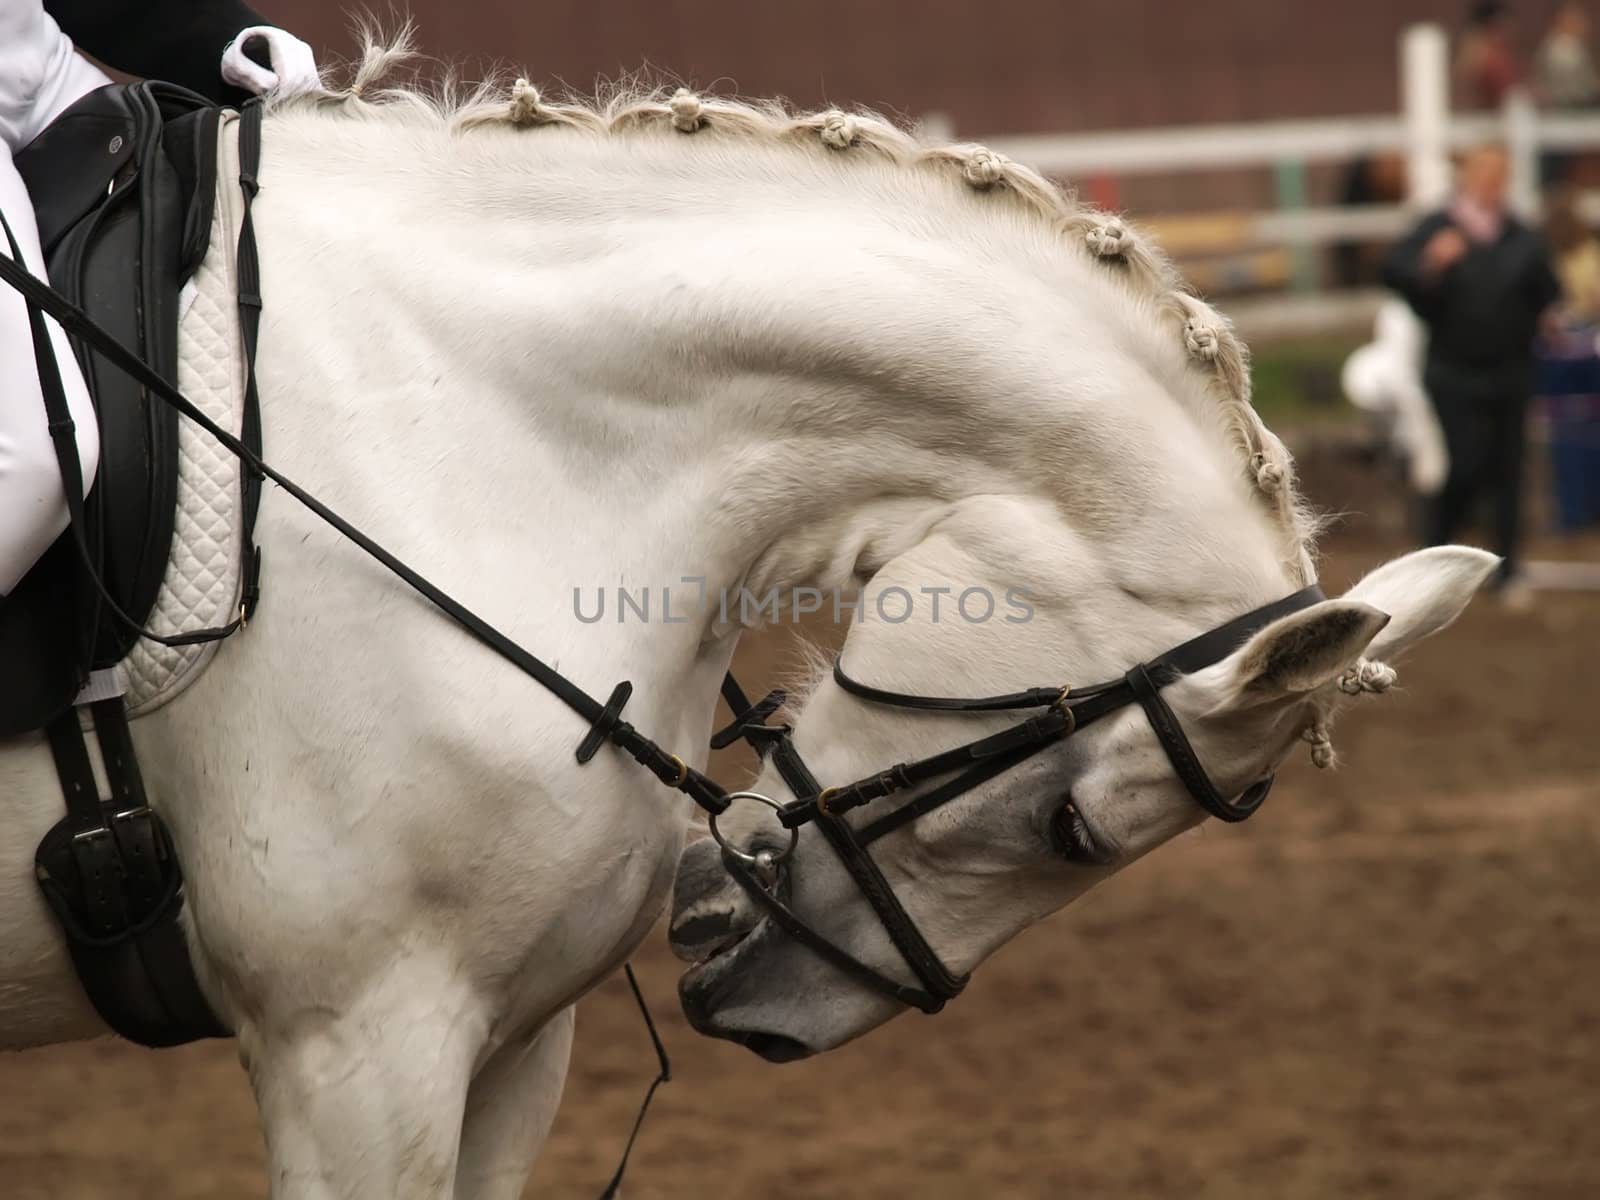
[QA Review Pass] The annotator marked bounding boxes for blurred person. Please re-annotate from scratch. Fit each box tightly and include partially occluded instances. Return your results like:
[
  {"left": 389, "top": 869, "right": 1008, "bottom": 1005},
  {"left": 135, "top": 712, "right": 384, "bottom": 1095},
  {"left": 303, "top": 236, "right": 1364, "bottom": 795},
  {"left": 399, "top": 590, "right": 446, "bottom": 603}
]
[
  {"left": 1546, "top": 188, "right": 1600, "bottom": 319},
  {"left": 1333, "top": 153, "right": 1407, "bottom": 287},
  {"left": 1456, "top": 1, "right": 1522, "bottom": 110},
  {"left": 0, "top": 0, "right": 318, "bottom": 598},
  {"left": 1342, "top": 298, "right": 1449, "bottom": 495},
  {"left": 1538, "top": 0, "right": 1600, "bottom": 108},
  {"left": 1537, "top": 2, "right": 1598, "bottom": 182},
  {"left": 1382, "top": 143, "right": 1562, "bottom": 593}
]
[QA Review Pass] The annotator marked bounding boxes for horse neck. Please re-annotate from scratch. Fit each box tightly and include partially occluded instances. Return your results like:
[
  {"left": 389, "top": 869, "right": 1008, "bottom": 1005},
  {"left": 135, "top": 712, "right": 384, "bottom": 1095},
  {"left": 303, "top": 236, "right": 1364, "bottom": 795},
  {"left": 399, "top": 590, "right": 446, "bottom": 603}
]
[{"left": 255, "top": 111, "right": 1293, "bottom": 760}]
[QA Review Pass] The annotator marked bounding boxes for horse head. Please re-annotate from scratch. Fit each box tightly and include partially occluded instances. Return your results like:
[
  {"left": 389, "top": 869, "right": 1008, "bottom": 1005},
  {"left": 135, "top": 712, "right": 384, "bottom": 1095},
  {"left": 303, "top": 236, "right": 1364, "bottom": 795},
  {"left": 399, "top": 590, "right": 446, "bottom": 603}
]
[{"left": 671, "top": 537, "right": 1496, "bottom": 1060}]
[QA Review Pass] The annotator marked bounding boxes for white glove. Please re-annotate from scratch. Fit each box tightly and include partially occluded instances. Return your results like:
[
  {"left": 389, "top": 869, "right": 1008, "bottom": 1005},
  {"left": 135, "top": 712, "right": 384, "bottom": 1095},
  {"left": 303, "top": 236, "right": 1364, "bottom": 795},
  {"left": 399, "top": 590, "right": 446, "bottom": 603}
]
[{"left": 221, "top": 26, "right": 320, "bottom": 97}]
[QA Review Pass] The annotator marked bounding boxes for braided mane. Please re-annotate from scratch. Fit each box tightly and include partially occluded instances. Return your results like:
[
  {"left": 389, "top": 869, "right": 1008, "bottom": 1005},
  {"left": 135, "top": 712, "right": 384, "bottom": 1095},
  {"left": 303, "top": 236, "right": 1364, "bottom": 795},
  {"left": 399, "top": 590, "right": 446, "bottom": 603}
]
[{"left": 276, "top": 24, "right": 1318, "bottom": 582}]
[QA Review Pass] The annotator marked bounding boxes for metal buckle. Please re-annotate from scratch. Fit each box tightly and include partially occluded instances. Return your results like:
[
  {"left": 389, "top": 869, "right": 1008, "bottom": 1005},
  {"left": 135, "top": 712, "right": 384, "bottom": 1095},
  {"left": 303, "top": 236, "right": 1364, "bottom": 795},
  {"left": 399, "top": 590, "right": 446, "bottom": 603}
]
[
  {"left": 1049, "top": 686, "right": 1077, "bottom": 735},
  {"left": 815, "top": 786, "right": 841, "bottom": 817},
  {"left": 663, "top": 754, "right": 689, "bottom": 788},
  {"left": 708, "top": 791, "right": 799, "bottom": 879}
]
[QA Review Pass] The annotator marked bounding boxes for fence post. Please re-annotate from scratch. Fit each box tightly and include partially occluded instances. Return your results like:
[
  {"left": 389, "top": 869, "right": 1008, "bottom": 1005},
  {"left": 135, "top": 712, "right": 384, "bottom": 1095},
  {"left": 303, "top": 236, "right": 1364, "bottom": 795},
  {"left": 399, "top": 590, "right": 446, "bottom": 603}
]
[
  {"left": 1273, "top": 158, "right": 1318, "bottom": 292},
  {"left": 1504, "top": 87, "right": 1541, "bottom": 219},
  {"left": 1401, "top": 23, "right": 1451, "bottom": 209}
]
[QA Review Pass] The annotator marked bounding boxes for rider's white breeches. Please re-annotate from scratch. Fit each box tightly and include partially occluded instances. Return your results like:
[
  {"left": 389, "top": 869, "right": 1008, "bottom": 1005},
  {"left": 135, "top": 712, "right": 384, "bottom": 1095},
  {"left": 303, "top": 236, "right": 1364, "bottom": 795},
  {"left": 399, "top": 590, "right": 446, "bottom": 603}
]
[{"left": 0, "top": 0, "right": 109, "bottom": 594}]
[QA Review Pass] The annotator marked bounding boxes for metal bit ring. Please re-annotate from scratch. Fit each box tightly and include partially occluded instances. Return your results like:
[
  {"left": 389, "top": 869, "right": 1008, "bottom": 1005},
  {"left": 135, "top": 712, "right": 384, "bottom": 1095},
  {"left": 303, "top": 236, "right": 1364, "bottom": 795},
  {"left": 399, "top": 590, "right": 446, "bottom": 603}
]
[{"left": 708, "top": 791, "right": 799, "bottom": 868}]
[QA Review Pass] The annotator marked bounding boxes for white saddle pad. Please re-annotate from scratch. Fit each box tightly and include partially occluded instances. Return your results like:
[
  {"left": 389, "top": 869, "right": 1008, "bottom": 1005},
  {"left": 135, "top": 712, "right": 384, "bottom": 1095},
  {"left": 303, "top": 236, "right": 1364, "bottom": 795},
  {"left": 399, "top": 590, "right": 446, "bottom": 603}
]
[{"left": 122, "top": 112, "right": 250, "bottom": 717}]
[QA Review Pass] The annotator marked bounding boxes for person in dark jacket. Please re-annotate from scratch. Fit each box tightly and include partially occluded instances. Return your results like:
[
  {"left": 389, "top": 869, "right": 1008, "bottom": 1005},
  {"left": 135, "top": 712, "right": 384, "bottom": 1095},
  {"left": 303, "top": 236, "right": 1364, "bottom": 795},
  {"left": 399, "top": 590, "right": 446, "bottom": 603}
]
[
  {"left": 46, "top": 0, "right": 320, "bottom": 105},
  {"left": 1383, "top": 143, "right": 1563, "bottom": 590},
  {"left": 0, "top": 0, "right": 317, "bottom": 597}
]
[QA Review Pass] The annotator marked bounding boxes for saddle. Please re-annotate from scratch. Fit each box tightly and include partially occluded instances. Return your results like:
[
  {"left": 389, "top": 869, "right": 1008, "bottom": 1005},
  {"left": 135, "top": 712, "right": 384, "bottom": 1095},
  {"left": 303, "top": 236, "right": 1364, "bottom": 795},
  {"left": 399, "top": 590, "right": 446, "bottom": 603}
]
[
  {"left": 4, "top": 82, "right": 221, "bottom": 730},
  {"left": 0, "top": 82, "right": 265, "bottom": 1045}
]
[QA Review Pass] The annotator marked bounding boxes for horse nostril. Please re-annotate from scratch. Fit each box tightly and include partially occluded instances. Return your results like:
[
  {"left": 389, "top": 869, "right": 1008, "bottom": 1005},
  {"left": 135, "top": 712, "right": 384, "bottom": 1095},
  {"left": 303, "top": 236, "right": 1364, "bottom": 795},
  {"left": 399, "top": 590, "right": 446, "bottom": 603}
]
[
  {"left": 668, "top": 890, "right": 758, "bottom": 963},
  {"left": 737, "top": 1031, "right": 812, "bottom": 1063},
  {"left": 670, "top": 906, "right": 735, "bottom": 948}
]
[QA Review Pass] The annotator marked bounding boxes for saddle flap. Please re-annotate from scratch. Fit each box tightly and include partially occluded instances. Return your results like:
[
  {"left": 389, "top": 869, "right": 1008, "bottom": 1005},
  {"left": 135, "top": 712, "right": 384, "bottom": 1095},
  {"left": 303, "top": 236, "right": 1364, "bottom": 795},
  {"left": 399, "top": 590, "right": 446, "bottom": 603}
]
[
  {"left": 16, "top": 103, "right": 136, "bottom": 255},
  {"left": 0, "top": 541, "right": 85, "bottom": 737},
  {"left": 17, "top": 82, "right": 219, "bottom": 277},
  {"left": 13, "top": 82, "right": 222, "bottom": 668}
]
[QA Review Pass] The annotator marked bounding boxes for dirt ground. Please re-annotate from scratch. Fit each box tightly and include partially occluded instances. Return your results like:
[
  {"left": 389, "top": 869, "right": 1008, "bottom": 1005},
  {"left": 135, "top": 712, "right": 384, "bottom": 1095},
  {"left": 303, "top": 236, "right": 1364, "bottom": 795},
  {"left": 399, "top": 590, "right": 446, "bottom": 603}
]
[{"left": 3, "top": 449, "right": 1598, "bottom": 1199}]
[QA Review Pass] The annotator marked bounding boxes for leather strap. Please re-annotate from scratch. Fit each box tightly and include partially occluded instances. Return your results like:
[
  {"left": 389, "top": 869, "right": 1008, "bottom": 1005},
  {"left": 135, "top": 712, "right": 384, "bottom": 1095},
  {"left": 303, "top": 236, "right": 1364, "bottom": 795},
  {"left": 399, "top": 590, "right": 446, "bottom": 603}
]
[
  {"left": 812, "top": 808, "right": 968, "bottom": 1002},
  {"left": 776, "top": 707, "right": 1073, "bottom": 829},
  {"left": 829, "top": 585, "right": 1326, "bottom": 718},
  {"left": 234, "top": 99, "right": 265, "bottom": 622},
  {"left": 854, "top": 738, "right": 1046, "bottom": 846},
  {"left": 720, "top": 848, "right": 949, "bottom": 1013},
  {"left": 711, "top": 675, "right": 787, "bottom": 751},
  {"left": 576, "top": 681, "right": 634, "bottom": 764},
  {"left": 1125, "top": 663, "right": 1272, "bottom": 822},
  {"left": 1141, "top": 584, "right": 1326, "bottom": 684},
  {"left": 37, "top": 702, "right": 229, "bottom": 1045},
  {"left": 754, "top": 729, "right": 969, "bottom": 1007},
  {"left": 832, "top": 664, "right": 1068, "bottom": 714},
  {"left": 812, "top": 584, "right": 1325, "bottom": 825},
  {"left": 43, "top": 712, "right": 126, "bottom": 937}
]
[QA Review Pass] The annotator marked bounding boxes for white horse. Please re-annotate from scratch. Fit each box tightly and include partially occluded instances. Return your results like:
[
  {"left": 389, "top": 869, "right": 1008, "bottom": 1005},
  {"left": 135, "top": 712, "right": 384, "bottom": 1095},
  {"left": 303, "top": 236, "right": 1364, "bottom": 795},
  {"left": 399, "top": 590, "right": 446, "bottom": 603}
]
[{"left": 0, "top": 35, "right": 1495, "bottom": 1199}]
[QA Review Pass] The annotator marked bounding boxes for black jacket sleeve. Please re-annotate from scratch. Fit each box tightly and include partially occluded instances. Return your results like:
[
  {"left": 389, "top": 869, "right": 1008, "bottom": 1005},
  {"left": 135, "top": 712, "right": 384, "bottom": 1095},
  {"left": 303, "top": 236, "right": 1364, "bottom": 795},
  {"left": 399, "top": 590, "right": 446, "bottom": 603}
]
[
  {"left": 45, "top": 0, "right": 271, "bottom": 104},
  {"left": 1382, "top": 211, "right": 1454, "bottom": 322},
  {"left": 1527, "top": 235, "right": 1564, "bottom": 316}
]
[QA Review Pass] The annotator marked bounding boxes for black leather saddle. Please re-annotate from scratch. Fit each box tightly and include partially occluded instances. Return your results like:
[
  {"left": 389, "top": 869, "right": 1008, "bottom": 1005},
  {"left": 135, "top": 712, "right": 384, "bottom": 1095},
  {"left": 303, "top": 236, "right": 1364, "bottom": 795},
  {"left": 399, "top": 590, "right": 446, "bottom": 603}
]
[
  {"left": 0, "top": 82, "right": 248, "bottom": 1046},
  {"left": 0, "top": 82, "right": 219, "bottom": 735}
]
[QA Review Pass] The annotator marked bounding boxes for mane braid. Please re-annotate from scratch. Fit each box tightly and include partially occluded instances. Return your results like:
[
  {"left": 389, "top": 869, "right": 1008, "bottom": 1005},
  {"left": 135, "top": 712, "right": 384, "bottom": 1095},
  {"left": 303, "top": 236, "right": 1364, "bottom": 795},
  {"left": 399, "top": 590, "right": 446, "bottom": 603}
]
[{"left": 278, "top": 23, "right": 1319, "bottom": 581}]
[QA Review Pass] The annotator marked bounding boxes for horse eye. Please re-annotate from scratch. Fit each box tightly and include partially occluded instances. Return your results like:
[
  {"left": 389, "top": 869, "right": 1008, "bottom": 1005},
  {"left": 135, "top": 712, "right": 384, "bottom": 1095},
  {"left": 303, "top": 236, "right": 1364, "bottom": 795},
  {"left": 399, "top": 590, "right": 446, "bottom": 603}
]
[{"left": 1051, "top": 795, "right": 1111, "bottom": 865}]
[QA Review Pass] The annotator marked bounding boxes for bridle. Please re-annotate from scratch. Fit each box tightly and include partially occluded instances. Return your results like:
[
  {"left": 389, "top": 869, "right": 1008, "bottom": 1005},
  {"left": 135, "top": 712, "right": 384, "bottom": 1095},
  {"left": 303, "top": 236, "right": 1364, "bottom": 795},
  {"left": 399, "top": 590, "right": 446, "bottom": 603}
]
[{"left": 703, "top": 583, "right": 1326, "bottom": 1014}]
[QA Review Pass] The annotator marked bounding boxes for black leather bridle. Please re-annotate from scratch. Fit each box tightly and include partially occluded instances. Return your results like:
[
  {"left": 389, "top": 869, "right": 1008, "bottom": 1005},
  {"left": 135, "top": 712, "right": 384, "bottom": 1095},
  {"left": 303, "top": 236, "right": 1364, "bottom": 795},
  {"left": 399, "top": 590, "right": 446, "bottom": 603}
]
[{"left": 704, "top": 583, "right": 1325, "bottom": 1014}]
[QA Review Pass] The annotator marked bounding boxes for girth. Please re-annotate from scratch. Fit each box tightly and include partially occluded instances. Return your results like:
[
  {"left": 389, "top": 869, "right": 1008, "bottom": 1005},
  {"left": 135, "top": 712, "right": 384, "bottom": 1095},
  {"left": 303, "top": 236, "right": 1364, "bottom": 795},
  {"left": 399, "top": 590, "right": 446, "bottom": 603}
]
[{"left": 709, "top": 583, "right": 1325, "bottom": 1013}]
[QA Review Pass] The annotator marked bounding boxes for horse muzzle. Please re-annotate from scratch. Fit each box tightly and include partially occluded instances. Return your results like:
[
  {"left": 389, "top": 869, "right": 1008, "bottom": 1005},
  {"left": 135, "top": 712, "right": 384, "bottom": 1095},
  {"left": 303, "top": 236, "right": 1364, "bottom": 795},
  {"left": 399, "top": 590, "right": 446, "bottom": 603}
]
[{"left": 667, "top": 835, "right": 765, "bottom": 964}]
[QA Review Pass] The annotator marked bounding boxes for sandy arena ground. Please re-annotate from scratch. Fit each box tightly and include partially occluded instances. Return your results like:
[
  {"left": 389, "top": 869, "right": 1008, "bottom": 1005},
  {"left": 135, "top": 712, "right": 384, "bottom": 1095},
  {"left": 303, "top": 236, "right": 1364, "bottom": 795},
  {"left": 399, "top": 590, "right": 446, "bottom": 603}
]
[{"left": 2, "top": 453, "right": 1597, "bottom": 1199}]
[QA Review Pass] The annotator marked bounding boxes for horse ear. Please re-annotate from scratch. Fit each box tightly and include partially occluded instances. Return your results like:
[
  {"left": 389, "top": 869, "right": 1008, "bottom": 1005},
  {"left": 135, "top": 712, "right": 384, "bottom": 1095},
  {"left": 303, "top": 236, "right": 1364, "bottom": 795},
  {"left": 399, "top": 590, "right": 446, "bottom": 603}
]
[
  {"left": 1341, "top": 546, "right": 1499, "bottom": 661},
  {"left": 1221, "top": 600, "right": 1391, "bottom": 702}
]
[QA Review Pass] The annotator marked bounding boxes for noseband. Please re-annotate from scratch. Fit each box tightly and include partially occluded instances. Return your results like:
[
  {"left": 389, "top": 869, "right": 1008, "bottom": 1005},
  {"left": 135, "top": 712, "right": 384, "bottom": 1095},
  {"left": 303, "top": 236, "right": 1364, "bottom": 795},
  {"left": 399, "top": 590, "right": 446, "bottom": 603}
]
[{"left": 706, "top": 584, "right": 1326, "bottom": 1014}]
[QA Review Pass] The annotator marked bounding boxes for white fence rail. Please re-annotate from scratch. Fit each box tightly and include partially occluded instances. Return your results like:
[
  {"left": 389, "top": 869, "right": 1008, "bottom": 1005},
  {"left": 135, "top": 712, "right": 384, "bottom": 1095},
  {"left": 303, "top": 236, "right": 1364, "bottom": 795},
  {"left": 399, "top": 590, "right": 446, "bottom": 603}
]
[
  {"left": 955, "top": 22, "right": 1600, "bottom": 266},
  {"left": 976, "top": 111, "right": 1569, "bottom": 181}
]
